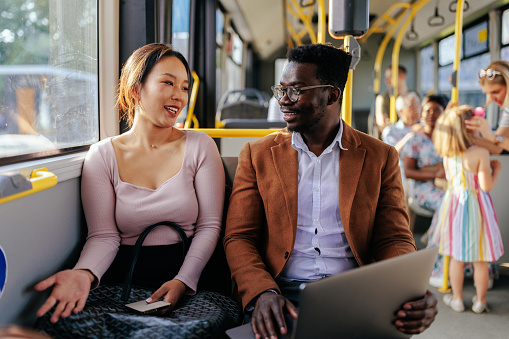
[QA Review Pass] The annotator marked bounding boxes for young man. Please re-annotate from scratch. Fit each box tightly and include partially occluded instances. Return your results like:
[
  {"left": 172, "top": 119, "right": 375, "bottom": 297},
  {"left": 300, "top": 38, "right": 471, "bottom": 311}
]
[
  {"left": 224, "top": 43, "right": 437, "bottom": 339},
  {"left": 375, "top": 65, "right": 409, "bottom": 136}
]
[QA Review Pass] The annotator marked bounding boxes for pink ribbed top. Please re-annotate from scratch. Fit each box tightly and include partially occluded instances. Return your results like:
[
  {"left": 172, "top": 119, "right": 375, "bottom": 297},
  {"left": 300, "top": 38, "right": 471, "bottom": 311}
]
[{"left": 74, "top": 131, "right": 225, "bottom": 293}]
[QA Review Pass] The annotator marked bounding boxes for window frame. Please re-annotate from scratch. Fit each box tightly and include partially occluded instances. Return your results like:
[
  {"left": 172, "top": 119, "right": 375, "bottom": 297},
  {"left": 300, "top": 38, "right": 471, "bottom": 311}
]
[
  {"left": 0, "top": 0, "right": 104, "bottom": 166},
  {"left": 0, "top": 0, "right": 119, "bottom": 175}
]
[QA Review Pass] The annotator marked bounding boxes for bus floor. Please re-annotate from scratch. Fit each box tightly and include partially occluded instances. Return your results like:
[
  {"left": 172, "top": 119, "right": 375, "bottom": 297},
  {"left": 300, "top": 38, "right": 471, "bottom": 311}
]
[{"left": 412, "top": 215, "right": 509, "bottom": 339}]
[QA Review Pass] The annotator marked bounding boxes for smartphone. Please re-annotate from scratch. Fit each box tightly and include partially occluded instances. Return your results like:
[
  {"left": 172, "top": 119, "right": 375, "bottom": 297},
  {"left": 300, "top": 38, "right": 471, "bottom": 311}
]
[{"left": 125, "top": 300, "right": 172, "bottom": 314}]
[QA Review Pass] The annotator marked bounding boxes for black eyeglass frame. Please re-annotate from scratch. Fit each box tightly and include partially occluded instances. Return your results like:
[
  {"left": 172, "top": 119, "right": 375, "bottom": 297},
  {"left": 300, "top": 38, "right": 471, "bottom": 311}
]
[
  {"left": 271, "top": 84, "right": 336, "bottom": 103},
  {"left": 478, "top": 69, "right": 502, "bottom": 81}
]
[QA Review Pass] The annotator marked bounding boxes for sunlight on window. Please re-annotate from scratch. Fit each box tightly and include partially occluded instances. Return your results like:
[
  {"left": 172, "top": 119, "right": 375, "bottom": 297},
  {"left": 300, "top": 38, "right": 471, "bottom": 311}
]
[{"left": 0, "top": 0, "right": 98, "bottom": 159}]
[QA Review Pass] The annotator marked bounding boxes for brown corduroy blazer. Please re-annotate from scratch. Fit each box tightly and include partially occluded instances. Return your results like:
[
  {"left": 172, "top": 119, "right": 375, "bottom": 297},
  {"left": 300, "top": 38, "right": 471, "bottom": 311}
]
[{"left": 224, "top": 122, "right": 416, "bottom": 311}]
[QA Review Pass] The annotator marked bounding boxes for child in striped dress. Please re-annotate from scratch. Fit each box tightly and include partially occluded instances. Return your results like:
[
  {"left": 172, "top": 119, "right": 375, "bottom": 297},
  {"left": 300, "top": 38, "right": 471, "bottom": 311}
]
[{"left": 430, "top": 105, "right": 504, "bottom": 313}]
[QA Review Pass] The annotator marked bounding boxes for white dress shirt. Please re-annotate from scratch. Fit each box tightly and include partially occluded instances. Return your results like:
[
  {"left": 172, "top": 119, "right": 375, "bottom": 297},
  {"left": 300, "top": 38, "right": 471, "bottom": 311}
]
[{"left": 279, "top": 121, "right": 358, "bottom": 281}]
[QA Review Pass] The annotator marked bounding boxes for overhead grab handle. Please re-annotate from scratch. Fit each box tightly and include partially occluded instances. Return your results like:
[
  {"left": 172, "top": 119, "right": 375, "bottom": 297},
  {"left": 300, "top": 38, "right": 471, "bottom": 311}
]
[
  {"left": 449, "top": 0, "right": 469, "bottom": 13},
  {"left": 299, "top": 0, "right": 315, "bottom": 7},
  {"left": 406, "top": 20, "right": 419, "bottom": 41},
  {"left": 428, "top": 0, "right": 445, "bottom": 27}
]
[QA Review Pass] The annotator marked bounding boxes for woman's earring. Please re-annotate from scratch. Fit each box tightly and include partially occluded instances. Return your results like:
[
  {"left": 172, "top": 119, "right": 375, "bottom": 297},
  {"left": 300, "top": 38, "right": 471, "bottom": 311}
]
[{"left": 134, "top": 104, "right": 140, "bottom": 111}]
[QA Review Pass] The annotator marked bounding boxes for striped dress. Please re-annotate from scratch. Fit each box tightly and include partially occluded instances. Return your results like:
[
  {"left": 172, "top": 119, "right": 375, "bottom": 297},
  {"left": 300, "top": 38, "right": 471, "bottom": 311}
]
[{"left": 429, "top": 152, "right": 504, "bottom": 262}]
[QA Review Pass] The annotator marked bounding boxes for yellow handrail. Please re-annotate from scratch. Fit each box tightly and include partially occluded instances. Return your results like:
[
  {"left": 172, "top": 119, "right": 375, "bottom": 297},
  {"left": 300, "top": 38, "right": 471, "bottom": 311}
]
[
  {"left": 317, "top": 0, "right": 326, "bottom": 44},
  {"left": 359, "top": 2, "right": 413, "bottom": 43},
  {"left": 185, "top": 71, "right": 200, "bottom": 129},
  {"left": 450, "top": 0, "right": 465, "bottom": 104},
  {"left": 342, "top": 36, "right": 354, "bottom": 126},
  {"left": 286, "top": 0, "right": 317, "bottom": 45},
  {"left": 440, "top": 0, "right": 465, "bottom": 295},
  {"left": 0, "top": 168, "right": 58, "bottom": 204},
  {"left": 390, "top": 0, "right": 432, "bottom": 123},
  {"left": 183, "top": 128, "right": 281, "bottom": 138}
]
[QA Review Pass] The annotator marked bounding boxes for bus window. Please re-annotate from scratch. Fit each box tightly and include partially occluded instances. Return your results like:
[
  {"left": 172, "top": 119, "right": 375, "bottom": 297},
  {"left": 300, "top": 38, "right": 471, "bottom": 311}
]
[
  {"left": 501, "top": 8, "right": 509, "bottom": 60},
  {"left": 420, "top": 44, "right": 434, "bottom": 96},
  {"left": 464, "top": 21, "right": 488, "bottom": 58},
  {"left": 171, "top": 0, "right": 190, "bottom": 126},
  {"left": 0, "top": 0, "right": 98, "bottom": 162}
]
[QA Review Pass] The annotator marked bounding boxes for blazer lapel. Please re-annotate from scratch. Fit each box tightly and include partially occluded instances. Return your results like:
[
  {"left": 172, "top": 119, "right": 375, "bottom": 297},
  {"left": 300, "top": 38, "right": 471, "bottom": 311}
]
[
  {"left": 338, "top": 123, "right": 366, "bottom": 235},
  {"left": 272, "top": 130, "right": 299, "bottom": 233}
]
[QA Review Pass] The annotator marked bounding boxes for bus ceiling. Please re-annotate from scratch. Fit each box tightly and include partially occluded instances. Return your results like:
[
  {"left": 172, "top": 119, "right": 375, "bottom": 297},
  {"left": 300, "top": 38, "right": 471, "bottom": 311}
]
[{"left": 222, "top": 0, "right": 502, "bottom": 61}]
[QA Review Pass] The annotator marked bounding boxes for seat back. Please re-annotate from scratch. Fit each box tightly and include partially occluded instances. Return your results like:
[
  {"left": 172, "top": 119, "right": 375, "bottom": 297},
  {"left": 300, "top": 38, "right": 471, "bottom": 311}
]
[{"left": 197, "top": 157, "right": 238, "bottom": 296}]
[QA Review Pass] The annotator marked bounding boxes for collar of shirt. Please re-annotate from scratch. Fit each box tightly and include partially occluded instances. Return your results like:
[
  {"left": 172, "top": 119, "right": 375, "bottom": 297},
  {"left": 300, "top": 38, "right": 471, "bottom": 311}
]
[{"left": 291, "top": 119, "right": 348, "bottom": 154}]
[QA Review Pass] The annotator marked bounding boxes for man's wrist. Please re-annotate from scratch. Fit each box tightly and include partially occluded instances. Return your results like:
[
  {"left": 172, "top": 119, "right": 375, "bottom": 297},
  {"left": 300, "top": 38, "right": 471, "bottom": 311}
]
[{"left": 247, "top": 289, "right": 280, "bottom": 312}]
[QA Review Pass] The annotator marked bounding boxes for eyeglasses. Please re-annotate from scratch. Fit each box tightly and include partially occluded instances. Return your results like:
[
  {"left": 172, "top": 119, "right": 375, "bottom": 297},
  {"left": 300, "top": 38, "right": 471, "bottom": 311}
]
[
  {"left": 271, "top": 84, "right": 335, "bottom": 103},
  {"left": 478, "top": 69, "right": 502, "bottom": 81}
]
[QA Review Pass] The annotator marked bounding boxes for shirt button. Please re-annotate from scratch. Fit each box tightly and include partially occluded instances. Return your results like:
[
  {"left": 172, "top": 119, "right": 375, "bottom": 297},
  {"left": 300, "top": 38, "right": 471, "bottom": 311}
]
[
  {"left": 314, "top": 187, "right": 319, "bottom": 192},
  {"left": 316, "top": 159, "right": 320, "bottom": 163},
  {"left": 313, "top": 239, "right": 317, "bottom": 245},
  {"left": 313, "top": 218, "right": 318, "bottom": 222}
]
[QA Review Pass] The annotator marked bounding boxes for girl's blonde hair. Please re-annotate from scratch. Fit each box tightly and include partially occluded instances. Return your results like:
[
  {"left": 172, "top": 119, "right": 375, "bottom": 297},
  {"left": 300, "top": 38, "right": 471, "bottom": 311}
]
[
  {"left": 116, "top": 43, "right": 190, "bottom": 127},
  {"left": 433, "top": 105, "right": 475, "bottom": 157},
  {"left": 478, "top": 60, "right": 509, "bottom": 108}
]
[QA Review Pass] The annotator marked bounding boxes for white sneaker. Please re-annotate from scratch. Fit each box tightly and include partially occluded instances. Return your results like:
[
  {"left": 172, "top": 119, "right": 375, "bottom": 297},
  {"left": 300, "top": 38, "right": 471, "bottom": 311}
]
[
  {"left": 429, "top": 276, "right": 450, "bottom": 288},
  {"left": 472, "top": 296, "right": 489, "bottom": 314},
  {"left": 443, "top": 294, "right": 464, "bottom": 312}
]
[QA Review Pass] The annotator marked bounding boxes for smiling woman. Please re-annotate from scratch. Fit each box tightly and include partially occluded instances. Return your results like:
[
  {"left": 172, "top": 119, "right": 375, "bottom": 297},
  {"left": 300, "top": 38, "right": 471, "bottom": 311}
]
[
  {"left": 466, "top": 60, "right": 509, "bottom": 154},
  {"left": 31, "top": 43, "right": 240, "bottom": 337}
]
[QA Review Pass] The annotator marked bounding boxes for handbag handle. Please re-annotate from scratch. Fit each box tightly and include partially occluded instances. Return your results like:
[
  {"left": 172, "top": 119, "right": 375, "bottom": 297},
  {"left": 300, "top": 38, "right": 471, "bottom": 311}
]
[{"left": 121, "top": 221, "right": 190, "bottom": 301}]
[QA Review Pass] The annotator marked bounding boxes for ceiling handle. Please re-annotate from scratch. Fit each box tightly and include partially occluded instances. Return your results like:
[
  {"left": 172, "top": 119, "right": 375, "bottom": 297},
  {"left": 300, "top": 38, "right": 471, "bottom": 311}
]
[{"left": 449, "top": 0, "right": 469, "bottom": 13}]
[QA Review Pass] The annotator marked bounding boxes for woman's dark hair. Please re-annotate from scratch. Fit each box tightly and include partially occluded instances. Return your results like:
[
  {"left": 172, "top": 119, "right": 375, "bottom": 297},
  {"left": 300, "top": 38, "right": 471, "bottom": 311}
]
[
  {"left": 117, "top": 43, "right": 190, "bottom": 127},
  {"left": 422, "top": 94, "right": 449, "bottom": 110}
]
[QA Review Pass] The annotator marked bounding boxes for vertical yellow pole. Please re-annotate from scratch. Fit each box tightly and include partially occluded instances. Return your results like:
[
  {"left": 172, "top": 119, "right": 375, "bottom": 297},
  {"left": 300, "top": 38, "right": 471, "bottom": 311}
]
[
  {"left": 451, "top": 0, "right": 465, "bottom": 104},
  {"left": 440, "top": 0, "right": 465, "bottom": 294},
  {"left": 439, "top": 255, "right": 451, "bottom": 293},
  {"left": 317, "top": 0, "right": 326, "bottom": 44},
  {"left": 342, "top": 36, "right": 353, "bottom": 126}
]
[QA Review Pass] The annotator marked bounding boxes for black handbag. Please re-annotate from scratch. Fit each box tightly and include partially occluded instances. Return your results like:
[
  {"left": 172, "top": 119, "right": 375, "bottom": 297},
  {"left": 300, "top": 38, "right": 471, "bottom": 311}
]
[{"left": 34, "top": 222, "right": 243, "bottom": 339}]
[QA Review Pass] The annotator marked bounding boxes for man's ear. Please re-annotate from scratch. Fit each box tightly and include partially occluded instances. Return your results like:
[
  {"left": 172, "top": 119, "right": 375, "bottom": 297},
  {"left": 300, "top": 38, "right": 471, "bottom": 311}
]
[{"left": 328, "top": 87, "right": 342, "bottom": 105}]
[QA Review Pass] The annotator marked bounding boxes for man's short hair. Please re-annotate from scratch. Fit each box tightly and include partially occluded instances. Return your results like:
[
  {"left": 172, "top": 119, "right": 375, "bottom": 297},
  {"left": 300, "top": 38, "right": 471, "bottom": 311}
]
[
  {"left": 395, "top": 92, "right": 420, "bottom": 113},
  {"left": 287, "top": 43, "right": 351, "bottom": 92},
  {"left": 387, "top": 64, "right": 407, "bottom": 75}
]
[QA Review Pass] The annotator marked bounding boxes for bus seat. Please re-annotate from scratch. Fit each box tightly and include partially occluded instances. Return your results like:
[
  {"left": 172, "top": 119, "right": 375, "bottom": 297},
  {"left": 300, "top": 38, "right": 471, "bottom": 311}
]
[
  {"left": 407, "top": 195, "right": 433, "bottom": 234},
  {"left": 197, "top": 157, "right": 238, "bottom": 296}
]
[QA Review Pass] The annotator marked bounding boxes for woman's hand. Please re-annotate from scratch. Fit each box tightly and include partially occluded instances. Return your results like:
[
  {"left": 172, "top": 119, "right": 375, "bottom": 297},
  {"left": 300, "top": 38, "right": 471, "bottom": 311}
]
[
  {"left": 34, "top": 269, "right": 94, "bottom": 323},
  {"left": 466, "top": 117, "right": 494, "bottom": 140},
  {"left": 146, "top": 279, "right": 187, "bottom": 314}
]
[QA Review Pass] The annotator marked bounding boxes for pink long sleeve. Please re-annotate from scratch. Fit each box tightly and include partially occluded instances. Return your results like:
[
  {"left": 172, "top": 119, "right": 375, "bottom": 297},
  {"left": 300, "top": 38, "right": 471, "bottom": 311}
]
[{"left": 74, "top": 131, "right": 225, "bottom": 293}]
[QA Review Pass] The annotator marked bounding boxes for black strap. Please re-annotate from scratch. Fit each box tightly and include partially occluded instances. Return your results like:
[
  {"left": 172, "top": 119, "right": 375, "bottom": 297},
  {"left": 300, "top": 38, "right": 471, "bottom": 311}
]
[{"left": 121, "top": 221, "right": 190, "bottom": 301}]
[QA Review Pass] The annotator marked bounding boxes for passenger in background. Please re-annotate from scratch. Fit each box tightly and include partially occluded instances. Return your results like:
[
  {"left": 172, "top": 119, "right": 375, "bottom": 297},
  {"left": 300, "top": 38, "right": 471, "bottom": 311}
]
[
  {"left": 400, "top": 94, "right": 448, "bottom": 213},
  {"left": 382, "top": 91, "right": 422, "bottom": 151},
  {"left": 267, "top": 96, "right": 284, "bottom": 122},
  {"left": 430, "top": 106, "right": 503, "bottom": 314},
  {"left": 224, "top": 43, "right": 437, "bottom": 339},
  {"left": 382, "top": 91, "right": 421, "bottom": 182},
  {"left": 375, "top": 64, "right": 409, "bottom": 137},
  {"left": 34, "top": 43, "right": 225, "bottom": 323},
  {"left": 466, "top": 61, "right": 509, "bottom": 153}
]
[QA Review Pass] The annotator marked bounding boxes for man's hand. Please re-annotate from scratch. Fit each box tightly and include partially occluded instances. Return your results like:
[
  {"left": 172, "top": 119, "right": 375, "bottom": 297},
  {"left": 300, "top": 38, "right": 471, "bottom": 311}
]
[
  {"left": 251, "top": 292, "right": 298, "bottom": 339},
  {"left": 394, "top": 290, "right": 438, "bottom": 334}
]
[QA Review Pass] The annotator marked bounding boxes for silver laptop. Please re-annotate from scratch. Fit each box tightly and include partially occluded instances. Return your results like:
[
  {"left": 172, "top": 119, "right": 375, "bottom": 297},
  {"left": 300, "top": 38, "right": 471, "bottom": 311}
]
[{"left": 226, "top": 246, "right": 438, "bottom": 339}]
